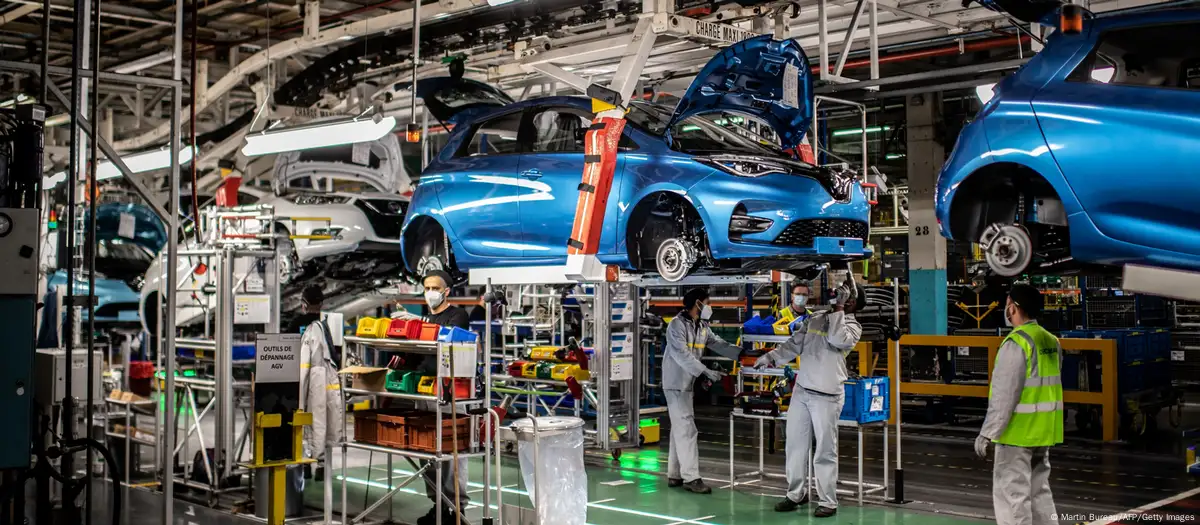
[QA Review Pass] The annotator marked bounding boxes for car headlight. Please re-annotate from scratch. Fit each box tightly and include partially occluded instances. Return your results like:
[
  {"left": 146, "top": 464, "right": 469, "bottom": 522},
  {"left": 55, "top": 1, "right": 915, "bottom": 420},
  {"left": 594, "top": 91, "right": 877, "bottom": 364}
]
[{"left": 699, "top": 156, "right": 790, "bottom": 178}]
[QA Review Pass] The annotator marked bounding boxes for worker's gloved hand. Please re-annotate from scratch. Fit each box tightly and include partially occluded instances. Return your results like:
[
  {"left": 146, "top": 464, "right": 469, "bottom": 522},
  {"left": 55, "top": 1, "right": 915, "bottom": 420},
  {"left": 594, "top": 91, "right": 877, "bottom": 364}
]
[
  {"left": 832, "top": 281, "right": 856, "bottom": 308},
  {"left": 753, "top": 355, "right": 772, "bottom": 369},
  {"left": 703, "top": 369, "right": 724, "bottom": 381},
  {"left": 974, "top": 435, "right": 991, "bottom": 459}
]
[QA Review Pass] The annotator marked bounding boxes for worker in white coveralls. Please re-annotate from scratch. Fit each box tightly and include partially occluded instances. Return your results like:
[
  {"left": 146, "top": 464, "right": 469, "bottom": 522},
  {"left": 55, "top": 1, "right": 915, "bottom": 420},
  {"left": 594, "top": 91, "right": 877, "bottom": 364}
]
[
  {"left": 662, "top": 288, "right": 740, "bottom": 494},
  {"left": 976, "top": 283, "right": 1062, "bottom": 525},
  {"left": 754, "top": 279, "right": 863, "bottom": 518},
  {"left": 297, "top": 285, "right": 344, "bottom": 473}
]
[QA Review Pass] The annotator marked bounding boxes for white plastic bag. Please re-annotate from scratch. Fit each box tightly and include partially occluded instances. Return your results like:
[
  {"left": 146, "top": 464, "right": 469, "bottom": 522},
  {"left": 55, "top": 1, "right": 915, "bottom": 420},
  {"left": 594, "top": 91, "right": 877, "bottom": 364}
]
[{"left": 513, "top": 417, "right": 587, "bottom": 525}]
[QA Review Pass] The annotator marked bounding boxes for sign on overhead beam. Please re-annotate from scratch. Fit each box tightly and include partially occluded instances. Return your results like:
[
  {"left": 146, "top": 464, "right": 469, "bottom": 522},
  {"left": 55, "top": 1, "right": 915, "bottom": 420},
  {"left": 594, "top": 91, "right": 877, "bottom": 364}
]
[{"left": 652, "top": 13, "right": 762, "bottom": 46}]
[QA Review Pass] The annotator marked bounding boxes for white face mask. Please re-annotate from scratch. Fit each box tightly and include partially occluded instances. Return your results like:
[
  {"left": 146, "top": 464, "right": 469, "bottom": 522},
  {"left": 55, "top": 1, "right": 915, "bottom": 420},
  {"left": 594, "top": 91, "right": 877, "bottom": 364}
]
[
  {"left": 425, "top": 290, "right": 446, "bottom": 309},
  {"left": 792, "top": 295, "right": 808, "bottom": 308},
  {"left": 700, "top": 303, "right": 713, "bottom": 320},
  {"left": 1004, "top": 305, "right": 1014, "bottom": 327}
]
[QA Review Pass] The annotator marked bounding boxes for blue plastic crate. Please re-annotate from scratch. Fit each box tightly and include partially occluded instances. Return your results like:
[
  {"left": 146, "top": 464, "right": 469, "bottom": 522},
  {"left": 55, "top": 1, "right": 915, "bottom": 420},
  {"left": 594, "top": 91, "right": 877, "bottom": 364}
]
[
  {"left": 840, "top": 377, "right": 890, "bottom": 424},
  {"left": 233, "top": 343, "right": 255, "bottom": 361},
  {"left": 1147, "top": 329, "right": 1171, "bottom": 361},
  {"left": 1060, "top": 329, "right": 1145, "bottom": 364},
  {"left": 1118, "top": 361, "right": 1145, "bottom": 394},
  {"left": 437, "top": 326, "right": 478, "bottom": 343}
]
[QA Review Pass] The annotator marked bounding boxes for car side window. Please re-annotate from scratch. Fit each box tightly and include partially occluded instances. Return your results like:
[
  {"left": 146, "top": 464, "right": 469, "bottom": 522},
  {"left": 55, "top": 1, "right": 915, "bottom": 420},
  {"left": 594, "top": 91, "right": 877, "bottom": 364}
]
[
  {"left": 527, "top": 107, "right": 640, "bottom": 152},
  {"left": 455, "top": 111, "right": 524, "bottom": 157},
  {"left": 1069, "top": 22, "right": 1200, "bottom": 90}
]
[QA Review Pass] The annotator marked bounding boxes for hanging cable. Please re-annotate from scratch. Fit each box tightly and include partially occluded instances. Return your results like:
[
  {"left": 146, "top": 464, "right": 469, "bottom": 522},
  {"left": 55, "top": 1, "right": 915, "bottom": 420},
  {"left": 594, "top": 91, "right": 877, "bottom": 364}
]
[
  {"left": 190, "top": 0, "right": 201, "bottom": 234},
  {"left": 84, "top": 1, "right": 102, "bottom": 523}
]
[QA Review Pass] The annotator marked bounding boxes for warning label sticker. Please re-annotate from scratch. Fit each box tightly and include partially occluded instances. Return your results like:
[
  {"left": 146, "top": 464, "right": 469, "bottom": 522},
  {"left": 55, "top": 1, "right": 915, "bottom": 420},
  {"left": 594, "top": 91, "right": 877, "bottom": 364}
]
[{"left": 782, "top": 62, "right": 800, "bottom": 109}]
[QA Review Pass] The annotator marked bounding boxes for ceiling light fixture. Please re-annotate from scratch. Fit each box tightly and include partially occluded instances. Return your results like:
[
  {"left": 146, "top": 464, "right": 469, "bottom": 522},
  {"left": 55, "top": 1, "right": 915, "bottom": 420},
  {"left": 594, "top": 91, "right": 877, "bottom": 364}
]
[
  {"left": 240, "top": 116, "right": 397, "bottom": 157},
  {"left": 111, "top": 50, "right": 175, "bottom": 75},
  {"left": 43, "top": 146, "right": 196, "bottom": 189}
]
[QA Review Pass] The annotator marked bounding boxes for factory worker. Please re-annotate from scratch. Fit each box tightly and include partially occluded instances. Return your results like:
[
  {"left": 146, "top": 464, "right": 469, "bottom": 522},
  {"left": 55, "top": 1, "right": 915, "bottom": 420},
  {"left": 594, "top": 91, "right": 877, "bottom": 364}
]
[
  {"left": 783, "top": 280, "right": 814, "bottom": 324},
  {"left": 976, "top": 284, "right": 1062, "bottom": 525},
  {"left": 662, "top": 288, "right": 738, "bottom": 494},
  {"left": 417, "top": 269, "right": 470, "bottom": 525},
  {"left": 754, "top": 280, "right": 863, "bottom": 518},
  {"left": 298, "top": 285, "right": 343, "bottom": 471}
]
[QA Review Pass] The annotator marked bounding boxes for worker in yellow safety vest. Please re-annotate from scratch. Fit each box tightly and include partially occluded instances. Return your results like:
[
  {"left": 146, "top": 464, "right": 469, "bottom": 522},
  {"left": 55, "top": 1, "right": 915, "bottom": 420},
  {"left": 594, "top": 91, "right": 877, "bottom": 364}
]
[{"left": 976, "top": 283, "right": 1063, "bottom": 525}]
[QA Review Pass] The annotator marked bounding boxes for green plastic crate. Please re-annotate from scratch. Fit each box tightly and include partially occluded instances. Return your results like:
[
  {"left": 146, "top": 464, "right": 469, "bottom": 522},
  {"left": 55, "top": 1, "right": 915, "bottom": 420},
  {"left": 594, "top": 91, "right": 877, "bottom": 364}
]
[{"left": 386, "top": 370, "right": 421, "bottom": 393}]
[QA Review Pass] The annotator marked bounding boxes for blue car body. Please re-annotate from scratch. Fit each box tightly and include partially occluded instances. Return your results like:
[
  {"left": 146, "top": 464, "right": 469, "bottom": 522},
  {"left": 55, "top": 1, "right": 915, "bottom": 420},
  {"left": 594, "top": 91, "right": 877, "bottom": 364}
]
[
  {"left": 43, "top": 203, "right": 165, "bottom": 326},
  {"left": 402, "top": 36, "right": 872, "bottom": 277},
  {"left": 936, "top": 6, "right": 1200, "bottom": 273}
]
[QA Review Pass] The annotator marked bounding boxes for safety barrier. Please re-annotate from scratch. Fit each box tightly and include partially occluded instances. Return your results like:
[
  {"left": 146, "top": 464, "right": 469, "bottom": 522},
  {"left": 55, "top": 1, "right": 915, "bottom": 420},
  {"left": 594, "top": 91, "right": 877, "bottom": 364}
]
[{"left": 887, "top": 335, "right": 1119, "bottom": 441}]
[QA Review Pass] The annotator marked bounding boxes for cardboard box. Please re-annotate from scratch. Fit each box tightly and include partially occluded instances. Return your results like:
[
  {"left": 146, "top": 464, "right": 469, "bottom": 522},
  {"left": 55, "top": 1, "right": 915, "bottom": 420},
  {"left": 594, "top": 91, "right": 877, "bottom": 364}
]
[{"left": 338, "top": 365, "right": 389, "bottom": 392}]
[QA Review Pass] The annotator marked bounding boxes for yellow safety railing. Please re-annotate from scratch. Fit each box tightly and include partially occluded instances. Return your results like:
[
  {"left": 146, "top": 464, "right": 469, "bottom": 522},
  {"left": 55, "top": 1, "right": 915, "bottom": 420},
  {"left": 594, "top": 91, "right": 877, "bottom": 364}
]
[{"left": 889, "top": 335, "right": 1119, "bottom": 441}]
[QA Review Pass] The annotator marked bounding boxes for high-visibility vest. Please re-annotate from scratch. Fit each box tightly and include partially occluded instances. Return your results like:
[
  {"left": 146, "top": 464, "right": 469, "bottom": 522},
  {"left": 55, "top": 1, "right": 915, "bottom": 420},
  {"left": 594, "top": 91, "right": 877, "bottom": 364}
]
[{"left": 991, "top": 322, "right": 1065, "bottom": 447}]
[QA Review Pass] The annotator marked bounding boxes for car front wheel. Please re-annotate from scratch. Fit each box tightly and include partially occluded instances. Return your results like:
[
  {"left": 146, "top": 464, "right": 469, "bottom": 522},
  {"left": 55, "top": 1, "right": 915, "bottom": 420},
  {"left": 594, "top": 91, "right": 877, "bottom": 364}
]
[{"left": 979, "top": 222, "right": 1033, "bottom": 277}]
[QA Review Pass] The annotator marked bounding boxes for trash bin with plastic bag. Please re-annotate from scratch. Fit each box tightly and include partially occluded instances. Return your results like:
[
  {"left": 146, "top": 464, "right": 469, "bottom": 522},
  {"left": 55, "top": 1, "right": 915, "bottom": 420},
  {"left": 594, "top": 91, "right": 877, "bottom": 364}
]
[{"left": 505, "top": 416, "right": 587, "bottom": 525}]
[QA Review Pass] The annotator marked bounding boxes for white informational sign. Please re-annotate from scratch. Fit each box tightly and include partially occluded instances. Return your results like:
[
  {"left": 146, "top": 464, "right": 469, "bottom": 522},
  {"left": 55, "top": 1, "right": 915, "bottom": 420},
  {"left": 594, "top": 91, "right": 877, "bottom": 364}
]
[
  {"left": 611, "top": 354, "right": 633, "bottom": 381},
  {"left": 782, "top": 62, "right": 800, "bottom": 109},
  {"left": 256, "top": 333, "right": 302, "bottom": 383},
  {"left": 234, "top": 295, "right": 271, "bottom": 325},
  {"left": 118, "top": 212, "right": 136, "bottom": 239},
  {"left": 438, "top": 343, "right": 477, "bottom": 378},
  {"left": 352, "top": 142, "right": 370, "bottom": 165},
  {"left": 1172, "top": 350, "right": 1185, "bottom": 362},
  {"left": 244, "top": 272, "right": 265, "bottom": 293}
]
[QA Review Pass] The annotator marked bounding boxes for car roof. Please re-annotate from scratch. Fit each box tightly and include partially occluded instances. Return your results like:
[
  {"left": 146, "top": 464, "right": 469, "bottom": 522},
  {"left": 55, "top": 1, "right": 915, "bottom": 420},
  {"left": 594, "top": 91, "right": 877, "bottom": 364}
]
[{"left": 454, "top": 95, "right": 595, "bottom": 126}]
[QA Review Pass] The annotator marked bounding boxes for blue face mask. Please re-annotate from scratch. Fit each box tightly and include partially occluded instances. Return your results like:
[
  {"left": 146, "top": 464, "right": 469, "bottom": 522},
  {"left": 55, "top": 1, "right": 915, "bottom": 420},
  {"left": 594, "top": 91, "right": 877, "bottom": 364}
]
[{"left": 792, "top": 295, "right": 808, "bottom": 308}]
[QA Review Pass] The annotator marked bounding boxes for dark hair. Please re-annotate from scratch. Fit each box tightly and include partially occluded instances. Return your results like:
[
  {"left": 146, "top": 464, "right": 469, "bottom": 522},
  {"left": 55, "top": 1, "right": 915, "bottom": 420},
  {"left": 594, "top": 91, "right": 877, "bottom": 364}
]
[
  {"left": 683, "top": 288, "right": 710, "bottom": 311},
  {"left": 1008, "top": 283, "right": 1044, "bottom": 320},
  {"left": 792, "top": 279, "right": 811, "bottom": 293},
  {"left": 423, "top": 269, "right": 454, "bottom": 289},
  {"left": 301, "top": 284, "right": 323, "bottom": 306}
]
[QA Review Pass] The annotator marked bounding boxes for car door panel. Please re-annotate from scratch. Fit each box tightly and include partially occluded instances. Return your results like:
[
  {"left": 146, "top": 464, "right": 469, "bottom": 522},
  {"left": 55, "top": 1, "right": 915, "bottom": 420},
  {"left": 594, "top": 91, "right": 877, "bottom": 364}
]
[{"left": 1033, "top": 23, "right": 1200, "bottom": 255}]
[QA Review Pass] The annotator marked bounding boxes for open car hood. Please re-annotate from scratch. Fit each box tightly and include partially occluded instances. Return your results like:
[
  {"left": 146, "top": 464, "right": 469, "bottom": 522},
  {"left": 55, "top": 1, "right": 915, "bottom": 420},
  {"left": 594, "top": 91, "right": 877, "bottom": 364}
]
[
  {"left": 273, "top": 132, "right": 407, "bottom": 194},
  {"left": 667, "top": 35, "right": 813, "bottom": 151},
  {"left": 972, "top": 0, "right": 1063, "bottom": 24},
  {"left": 412, "top": 77, "right": 514, "bottom": 125}
]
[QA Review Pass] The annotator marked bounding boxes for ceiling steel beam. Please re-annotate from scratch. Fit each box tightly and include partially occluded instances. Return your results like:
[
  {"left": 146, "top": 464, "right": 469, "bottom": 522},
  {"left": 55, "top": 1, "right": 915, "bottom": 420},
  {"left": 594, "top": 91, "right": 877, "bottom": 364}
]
[{"left": 114, "top": 0, "right": 491, "bottom": 152}]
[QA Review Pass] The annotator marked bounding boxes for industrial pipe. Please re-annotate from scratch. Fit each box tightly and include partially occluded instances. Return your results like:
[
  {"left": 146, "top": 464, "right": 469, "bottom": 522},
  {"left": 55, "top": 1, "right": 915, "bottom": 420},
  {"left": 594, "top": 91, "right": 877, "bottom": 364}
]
[{"left": 814, "top": 34, "right": 1031, "bottom": 74}]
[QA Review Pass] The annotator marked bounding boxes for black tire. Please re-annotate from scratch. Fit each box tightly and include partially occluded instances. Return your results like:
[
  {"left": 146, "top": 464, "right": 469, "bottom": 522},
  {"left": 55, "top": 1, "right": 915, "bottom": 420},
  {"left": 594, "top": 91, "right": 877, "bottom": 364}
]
[{"left": 405, "top": 223, "right": 460, "bottom": 282}]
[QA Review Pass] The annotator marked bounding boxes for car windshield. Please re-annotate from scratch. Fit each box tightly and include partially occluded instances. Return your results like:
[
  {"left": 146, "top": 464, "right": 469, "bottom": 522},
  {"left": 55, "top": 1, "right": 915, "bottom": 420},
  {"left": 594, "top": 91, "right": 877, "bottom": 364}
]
[{"left": 626, "top": 102, "right": 787, "bottom": 157}]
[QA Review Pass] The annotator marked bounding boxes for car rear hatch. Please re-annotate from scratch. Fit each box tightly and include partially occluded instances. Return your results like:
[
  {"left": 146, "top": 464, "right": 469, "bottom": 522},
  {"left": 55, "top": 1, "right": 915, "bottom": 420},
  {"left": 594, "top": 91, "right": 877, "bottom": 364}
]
[
  {"left": 666, "top": 35, "right": 813, "bottom": 151},
  {"left": 273, "top": 132, "right": 406, "bottom": 194},
  {"left": 412, "top": 77, "right": 514, "bottom": 126}
]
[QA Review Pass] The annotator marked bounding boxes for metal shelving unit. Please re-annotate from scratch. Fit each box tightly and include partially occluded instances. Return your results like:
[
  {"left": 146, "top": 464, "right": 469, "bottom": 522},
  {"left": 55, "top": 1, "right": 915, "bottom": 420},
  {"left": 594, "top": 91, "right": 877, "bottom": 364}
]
[{"left": 338, "top": 336, "right": 486, "bottom": 525}]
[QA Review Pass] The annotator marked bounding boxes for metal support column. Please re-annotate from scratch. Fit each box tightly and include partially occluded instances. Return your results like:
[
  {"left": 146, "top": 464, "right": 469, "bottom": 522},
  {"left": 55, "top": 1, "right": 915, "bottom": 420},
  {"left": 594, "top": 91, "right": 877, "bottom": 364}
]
[
  {"left": 594, "top": 283, "right": 611, "bottom": 450},
  {"left": 163, "top": 0, "right": 184, "bottom": 520},
  {"left": 216, "top": 249, "right": 236, "bottom": 482},
  {"left": 905, "top": 93, "right": 947, "bottom": 335}
]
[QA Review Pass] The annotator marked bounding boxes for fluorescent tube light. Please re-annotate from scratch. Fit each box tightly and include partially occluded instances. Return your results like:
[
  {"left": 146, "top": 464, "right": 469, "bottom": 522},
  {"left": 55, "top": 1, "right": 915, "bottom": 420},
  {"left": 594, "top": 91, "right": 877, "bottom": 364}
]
[
  {"left": 975, "top": 83, "right": 996, "bottom": 104},
  {"left": 43, "top": 146, "right": 195, "bottom": 189},
  {"left": 111, "top": 51, "right": 175, "bottom": 75},
  {"left": 241, "top": 116, "right": 397, "bottom": 157},
  {"left": 831, "top": 125, "right": 891, "bottom": 137}
]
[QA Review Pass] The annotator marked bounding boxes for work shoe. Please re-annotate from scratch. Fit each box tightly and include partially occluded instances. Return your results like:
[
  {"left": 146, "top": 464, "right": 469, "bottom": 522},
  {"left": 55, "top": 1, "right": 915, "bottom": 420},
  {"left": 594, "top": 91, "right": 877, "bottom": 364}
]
[
  {"left": 415, "top": 507, "right": 457, "bottom": 525},
  {"left": 774, "top": 495, "right": 809, "bottom": 512},
  {"left": 814, "top": 506, "right": 838, "bottom": 518},
  {"left": 667, "top": 478, "right": 684, "bottom": 487},
  {"left": 683, "top": 479, "right": 712, "bottom": 494}
]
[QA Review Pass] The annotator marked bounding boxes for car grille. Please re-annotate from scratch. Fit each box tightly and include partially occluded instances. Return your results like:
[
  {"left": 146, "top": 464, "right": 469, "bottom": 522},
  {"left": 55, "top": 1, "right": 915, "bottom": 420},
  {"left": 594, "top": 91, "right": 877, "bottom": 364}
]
[
  {"left": 772, "top": 219, "right": 869, "bottom": 247},
  {"left": 354, "top": 199, "right": 408, "bottom": 239}
]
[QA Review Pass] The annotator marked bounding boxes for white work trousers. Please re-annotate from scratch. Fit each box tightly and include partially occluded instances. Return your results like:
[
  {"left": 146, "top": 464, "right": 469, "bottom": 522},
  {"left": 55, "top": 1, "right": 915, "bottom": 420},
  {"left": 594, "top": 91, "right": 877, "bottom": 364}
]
[
  {"left": 993, "top": 445, "right": 1059, "bottom": 525},
  {"left": 784, "top": 388, "right": 844, "bottom": 508},
  {"left": 665, "top": 389, "right": 701, "bottom": 482},
  {"left": 423, "top": 458, "right": 469, "bottom": 507}
]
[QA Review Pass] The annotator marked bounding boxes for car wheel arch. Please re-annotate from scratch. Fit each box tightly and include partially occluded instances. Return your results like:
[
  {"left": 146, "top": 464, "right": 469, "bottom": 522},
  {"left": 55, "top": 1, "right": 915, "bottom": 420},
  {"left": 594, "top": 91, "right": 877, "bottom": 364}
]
[
  {"left": 624, "top": 190, "right": 713, "bottom": 270},
  {"left": 402, "top": 214, "right": 455, "bottom": 271},
  {"left": 948, "top": 162, "right": 1066, "bottom": 242}
]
